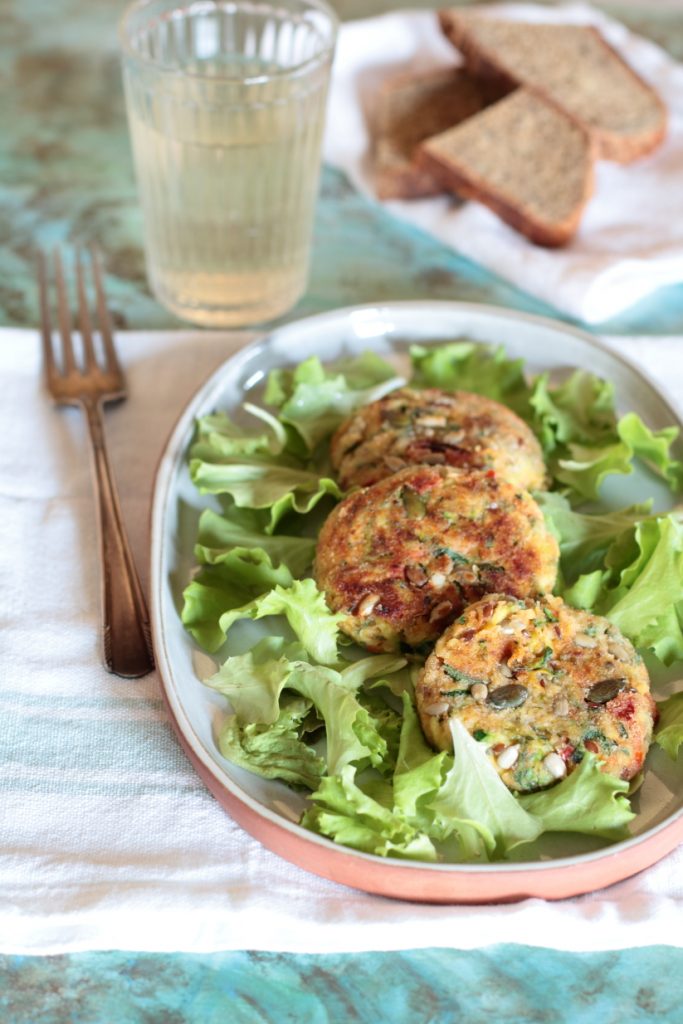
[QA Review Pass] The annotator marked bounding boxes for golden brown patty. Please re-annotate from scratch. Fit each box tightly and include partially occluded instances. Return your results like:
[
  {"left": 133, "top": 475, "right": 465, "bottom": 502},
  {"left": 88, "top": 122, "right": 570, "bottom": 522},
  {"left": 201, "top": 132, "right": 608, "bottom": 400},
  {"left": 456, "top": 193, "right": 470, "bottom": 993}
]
[
  {"left": 416, "top": 593, "right": 656, "bottom": 792},
  {"left": 314, "top": 465, "right": 559, "bottom": 654},
  {"left": 330, "top": 387, "right": 546, "bottom": 491}
]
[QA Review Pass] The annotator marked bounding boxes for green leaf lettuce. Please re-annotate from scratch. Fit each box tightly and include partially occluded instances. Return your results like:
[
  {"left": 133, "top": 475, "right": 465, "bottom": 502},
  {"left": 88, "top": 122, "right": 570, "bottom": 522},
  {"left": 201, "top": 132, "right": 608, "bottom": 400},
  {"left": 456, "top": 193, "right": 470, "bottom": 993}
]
[
  {"left": 653, "top": 692, "right": 683, "bottom": 760},
  {"left": 265, "top": 353, "right": 403, "bottom": 450}
]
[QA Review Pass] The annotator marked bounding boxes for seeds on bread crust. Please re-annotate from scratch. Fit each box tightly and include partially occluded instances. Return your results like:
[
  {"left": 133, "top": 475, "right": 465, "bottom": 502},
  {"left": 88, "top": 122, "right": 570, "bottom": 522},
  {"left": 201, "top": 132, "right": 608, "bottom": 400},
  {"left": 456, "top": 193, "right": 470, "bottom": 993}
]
[
  {"left": 331, "top": 386, "right": 547, "bottom": 491},
  {"left": 314, "top": 465, "right": 559, "bottom": 654},
  {"left": 415, "top": 593, "right": 656, "bottom": 792}
]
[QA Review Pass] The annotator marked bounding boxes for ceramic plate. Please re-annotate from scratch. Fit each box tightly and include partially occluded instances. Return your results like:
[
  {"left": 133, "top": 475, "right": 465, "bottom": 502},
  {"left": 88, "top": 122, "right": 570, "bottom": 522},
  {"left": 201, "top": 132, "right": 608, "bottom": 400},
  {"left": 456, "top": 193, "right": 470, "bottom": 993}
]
[{"left": 150, "top": 301, "right": 683, "bottom": 903}]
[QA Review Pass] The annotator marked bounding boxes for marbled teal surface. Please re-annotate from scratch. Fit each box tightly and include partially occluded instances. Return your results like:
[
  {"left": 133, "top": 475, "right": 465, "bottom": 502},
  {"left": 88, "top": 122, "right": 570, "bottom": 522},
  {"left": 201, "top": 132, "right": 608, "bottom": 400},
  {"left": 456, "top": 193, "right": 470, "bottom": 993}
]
[{"left": 3, "top": 945, "right": 683, "bottom": 1023}]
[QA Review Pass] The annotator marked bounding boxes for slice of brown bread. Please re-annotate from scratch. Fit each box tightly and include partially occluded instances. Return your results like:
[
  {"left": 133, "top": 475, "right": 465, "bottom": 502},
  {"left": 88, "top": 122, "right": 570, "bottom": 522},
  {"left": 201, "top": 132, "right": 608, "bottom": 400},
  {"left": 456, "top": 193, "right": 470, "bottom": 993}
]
[
  {"left": 371, "top": 67, "right": 500, "bottom": 199},
  {"left": 418, "top": 87, "right": 594, "bottom": 247},
  {"left": 438, "top": 10, "right": 667, "bottom": 163}
]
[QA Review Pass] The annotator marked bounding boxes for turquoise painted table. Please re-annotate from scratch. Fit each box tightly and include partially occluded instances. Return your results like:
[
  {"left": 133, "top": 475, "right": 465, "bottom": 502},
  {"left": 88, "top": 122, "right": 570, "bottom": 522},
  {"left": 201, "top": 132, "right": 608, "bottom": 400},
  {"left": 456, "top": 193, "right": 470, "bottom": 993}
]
[{"left": 3, "top": 1, "right": 683, "bottom": 1020}]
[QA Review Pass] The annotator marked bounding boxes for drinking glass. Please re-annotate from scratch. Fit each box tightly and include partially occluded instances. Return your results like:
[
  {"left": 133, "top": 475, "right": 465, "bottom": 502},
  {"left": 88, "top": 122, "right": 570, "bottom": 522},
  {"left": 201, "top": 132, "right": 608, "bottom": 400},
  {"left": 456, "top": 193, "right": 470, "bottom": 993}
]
[{"left": 119, "top": 0, "right": 338, "bottom": 327}]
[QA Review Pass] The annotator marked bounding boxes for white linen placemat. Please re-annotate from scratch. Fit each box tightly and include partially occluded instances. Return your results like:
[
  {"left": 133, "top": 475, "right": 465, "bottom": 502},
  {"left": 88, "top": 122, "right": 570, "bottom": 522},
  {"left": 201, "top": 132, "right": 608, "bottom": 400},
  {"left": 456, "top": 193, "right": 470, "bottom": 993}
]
[
  {"left": 323, "top": 3, "right": 683, "bottom": 324},
  {"left": 2, "top": 327, "right": 683, "bottom": 956}
]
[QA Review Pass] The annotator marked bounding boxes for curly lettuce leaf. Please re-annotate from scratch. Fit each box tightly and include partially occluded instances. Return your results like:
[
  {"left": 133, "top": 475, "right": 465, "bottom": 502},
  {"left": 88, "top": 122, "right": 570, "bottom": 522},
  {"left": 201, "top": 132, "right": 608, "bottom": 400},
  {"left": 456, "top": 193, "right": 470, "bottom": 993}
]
[
  {"left": 301, "top": 766, "right": 438, "bottom": 861},
  {"left": 530, "top": 370, "right": 616, "bottom": 454},
  {"left": 356, "top": 689, "right": 404, "bottom": 778},
  {"left": 189, "top": 457, "right": 341, "bottom": 533},
  {"left": 428, "top": 721, "right": 542, "bottom": 860},
  {"left": 618, "top": 412, "right": 683, "bottom": 491},
  {"left": 336, "top": 655, "right": 407, "bottom": 691},
  {"left": 208, "top": 645, "right": 404, "bottom": 778},
  {"left": 518, "top": 754, "right": 634, "bottom": 840},
  {"left": 653, "top": 692, "right": 683, "bottom": 760},
  {"left": 530, "top": 371, "right": 682, "bottom": 500},
  {"left": 537, "top": 491, "right": 652, "bottom": 583},
  {"left": 553, "top": 441, "right": 635, "bottom": 501},
  {"left": 392, "top": 693, "right": 449, "bottom": 827},
  {"left": 300, "top": 696, "right": 445, "bottom": 860},
  {"left": 563, "top": 514, "right": 683, "bottom": 664},
  {"left": 214, "top": 579, "right": 343, "bottom": 665},
  {"left": 181, "top": 555, "right": 295, "bottom": 653},
  {"left": 540, "top": 493, "right": 683, "bottom": 664},
  {"left": 554, "top": 420, "right": 683, "bottom": 502},
  {"left": 409, "top": 341, "right": 532, "bottom": 419},
  {"left": 264, "top": 353, "right": 403, "bottom": 450},
  {"left": 286, "top": 662, "right": 387, "bottom": 774},
  {"left": 191, "top": 405, "right": 287, "bottom": 460},
  {"left": 204, "top": 636, "right": 304, "bottom": 724},
  {"left": 194, "top": 507, "right": 316, "bottom": 578},
  {"left": 266, "top": 352, "right": 397, "bottom": 405},
  {"left": 218, "top": 695, "right": 325, "bottom": 789}
]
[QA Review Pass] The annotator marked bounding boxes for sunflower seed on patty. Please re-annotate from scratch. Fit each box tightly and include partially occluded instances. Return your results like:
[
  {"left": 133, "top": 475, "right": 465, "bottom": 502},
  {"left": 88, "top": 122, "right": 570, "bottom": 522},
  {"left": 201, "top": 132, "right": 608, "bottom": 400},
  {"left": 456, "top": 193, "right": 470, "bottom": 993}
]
[
  {"left": 415, "top": 415, "right": 447, "bottom": 428},
  {"left": 357, "top": 594, "right": 380, "bottom": 617},
  {"left": 405, "top": 564, "right": 429, "bottom": 587},
  {"left": 423, "top": 701, "right": 450, "bottom": 717},
  {"left": 441, "top": 430, "right": 466, "bottom": 446},
  {"left": 429, "top": 600, "right": 453, "bottom": 623},
  {"left": 543, "top": 752, "right": 567, "bottom": 779},
  {"left": 496, "top": 744, "right": 520, "bottom": 770},
  {"left": 553, "top": 697, "right": 570, "bottom": 717}
]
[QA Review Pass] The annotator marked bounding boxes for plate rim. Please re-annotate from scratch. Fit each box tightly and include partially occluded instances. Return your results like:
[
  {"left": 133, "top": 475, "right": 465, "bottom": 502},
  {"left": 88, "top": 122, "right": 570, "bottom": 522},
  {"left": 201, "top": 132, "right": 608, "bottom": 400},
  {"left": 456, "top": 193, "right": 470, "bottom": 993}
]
[{"left": 149, "top": 299, "right": 683, "bottom": 899}]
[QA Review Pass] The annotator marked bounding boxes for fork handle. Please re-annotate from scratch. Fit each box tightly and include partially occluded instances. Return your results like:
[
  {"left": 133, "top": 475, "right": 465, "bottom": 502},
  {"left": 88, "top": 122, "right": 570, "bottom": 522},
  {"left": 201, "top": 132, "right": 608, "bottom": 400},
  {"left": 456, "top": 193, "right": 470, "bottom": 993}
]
[{"left": 83, "top": 398, "right": 155, "bottom": 678}]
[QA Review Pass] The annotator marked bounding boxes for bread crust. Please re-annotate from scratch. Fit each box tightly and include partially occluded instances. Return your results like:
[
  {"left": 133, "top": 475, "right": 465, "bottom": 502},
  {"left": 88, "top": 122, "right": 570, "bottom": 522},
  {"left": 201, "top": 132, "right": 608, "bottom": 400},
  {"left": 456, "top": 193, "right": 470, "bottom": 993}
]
[
  {"left": 438, "top": 10, "right": 667, "bottom": 164},
  {"left": 417, "top": 97, "right": 595, "bottom": 248},
  {"left": 374, "top": 139, "right": 445, "bottom": 200},
  {"left": 371, "top": 66, "right": 497, "bottom": 200},
  {"left": 418, "top": 148, "right": 592, "bottom": 248}
]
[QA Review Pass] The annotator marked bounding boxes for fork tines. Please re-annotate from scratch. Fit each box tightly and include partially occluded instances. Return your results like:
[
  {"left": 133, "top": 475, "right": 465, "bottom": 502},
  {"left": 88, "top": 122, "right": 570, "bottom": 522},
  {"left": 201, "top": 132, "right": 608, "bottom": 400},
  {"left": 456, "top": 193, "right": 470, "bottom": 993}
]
[{"left": 38, "top": 247, "right": 123, "bottom": 388}]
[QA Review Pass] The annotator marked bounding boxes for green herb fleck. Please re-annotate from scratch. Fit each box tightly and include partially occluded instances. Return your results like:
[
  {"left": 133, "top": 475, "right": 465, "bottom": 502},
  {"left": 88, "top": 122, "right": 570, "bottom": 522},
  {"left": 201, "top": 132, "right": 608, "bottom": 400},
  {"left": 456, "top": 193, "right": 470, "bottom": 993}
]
[
  {"left": 478, "top": 561, "right": 504, "bottom": 575},
  {"left": 444, "top": 665, "right": 487, "bottom": 687},
  {"left": 433, "top": 546, "right": 470, "bottom": 565},
  {"left": 528, "top": 646, "right": 553, "bottom": 671},
  {"left": 582, "top": 727, "right": 617, "bottom": 753}
]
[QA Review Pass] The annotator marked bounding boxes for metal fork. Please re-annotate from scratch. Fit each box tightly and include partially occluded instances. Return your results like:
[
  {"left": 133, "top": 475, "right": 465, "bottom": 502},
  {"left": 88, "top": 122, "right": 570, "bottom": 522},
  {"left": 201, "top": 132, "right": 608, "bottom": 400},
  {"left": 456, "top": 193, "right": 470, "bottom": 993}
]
[{"left": 39, "top": 247, "right": 155, "bottom": 678}]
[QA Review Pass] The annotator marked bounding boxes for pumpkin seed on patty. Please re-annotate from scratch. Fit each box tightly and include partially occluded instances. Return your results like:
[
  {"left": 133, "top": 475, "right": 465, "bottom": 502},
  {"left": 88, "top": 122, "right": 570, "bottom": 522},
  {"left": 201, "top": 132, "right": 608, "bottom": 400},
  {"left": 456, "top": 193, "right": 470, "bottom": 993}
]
[
  {"left": 488, "top": 683, "right": 529, "bottom": 709},
  {"left": 586, "top": 677, "right": 626, "bottom": 705},
  {"left": 400, "top": 486, "right": 426, "bottom": 518}
]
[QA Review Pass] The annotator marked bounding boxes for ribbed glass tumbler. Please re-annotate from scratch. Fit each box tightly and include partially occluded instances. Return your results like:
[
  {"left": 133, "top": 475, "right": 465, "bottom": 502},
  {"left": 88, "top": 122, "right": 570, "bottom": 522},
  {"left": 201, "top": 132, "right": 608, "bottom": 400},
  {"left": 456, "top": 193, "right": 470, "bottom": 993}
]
[{"left": 119, "top": 0, "right": 338, "bottom": 327}]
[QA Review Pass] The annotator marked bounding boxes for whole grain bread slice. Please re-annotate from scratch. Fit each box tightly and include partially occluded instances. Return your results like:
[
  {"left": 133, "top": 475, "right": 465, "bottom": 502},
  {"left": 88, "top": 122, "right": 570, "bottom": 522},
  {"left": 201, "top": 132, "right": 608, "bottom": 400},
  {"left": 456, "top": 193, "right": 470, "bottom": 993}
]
[
  {"left": 439, "top": 9, "right": 667, "bottom": 163},
  {"left": 371, "top": 67, "right": 500, "bottom": 199},
  {"left": 418, "top": 87, "right": 594, "bottom": 247}
]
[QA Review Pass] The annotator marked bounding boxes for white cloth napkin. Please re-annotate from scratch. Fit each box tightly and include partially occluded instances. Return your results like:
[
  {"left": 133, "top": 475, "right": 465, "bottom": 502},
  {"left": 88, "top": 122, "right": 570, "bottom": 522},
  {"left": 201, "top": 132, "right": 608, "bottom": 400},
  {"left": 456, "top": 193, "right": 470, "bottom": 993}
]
[
  {"left": 3, "top": 327, "right": 683, "bottom": 956},
  {"left": 323, "top": 3, "right": 683, "bottom": 324}
]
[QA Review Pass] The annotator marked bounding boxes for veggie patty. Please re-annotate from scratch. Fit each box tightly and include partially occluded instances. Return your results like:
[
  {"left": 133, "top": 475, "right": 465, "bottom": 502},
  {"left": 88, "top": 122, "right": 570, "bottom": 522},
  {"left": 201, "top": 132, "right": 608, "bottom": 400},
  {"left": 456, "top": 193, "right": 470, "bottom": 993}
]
[
  {"left": 331, "top": 386, "right": 546, "bottom": 491},
  {"left": 314, "top": 465, "right": 558, "bottom": 654},
  {"left": 416, "top": 593, "right": 657, "bottom": 792}
]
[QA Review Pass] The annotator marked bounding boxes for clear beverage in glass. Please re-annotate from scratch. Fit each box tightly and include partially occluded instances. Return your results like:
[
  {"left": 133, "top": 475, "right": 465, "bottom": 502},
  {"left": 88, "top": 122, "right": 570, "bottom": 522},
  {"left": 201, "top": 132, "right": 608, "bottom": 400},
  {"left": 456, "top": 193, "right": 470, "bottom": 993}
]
[{"left": 119, "top": 0, "right": 338, "bottom": 327}]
